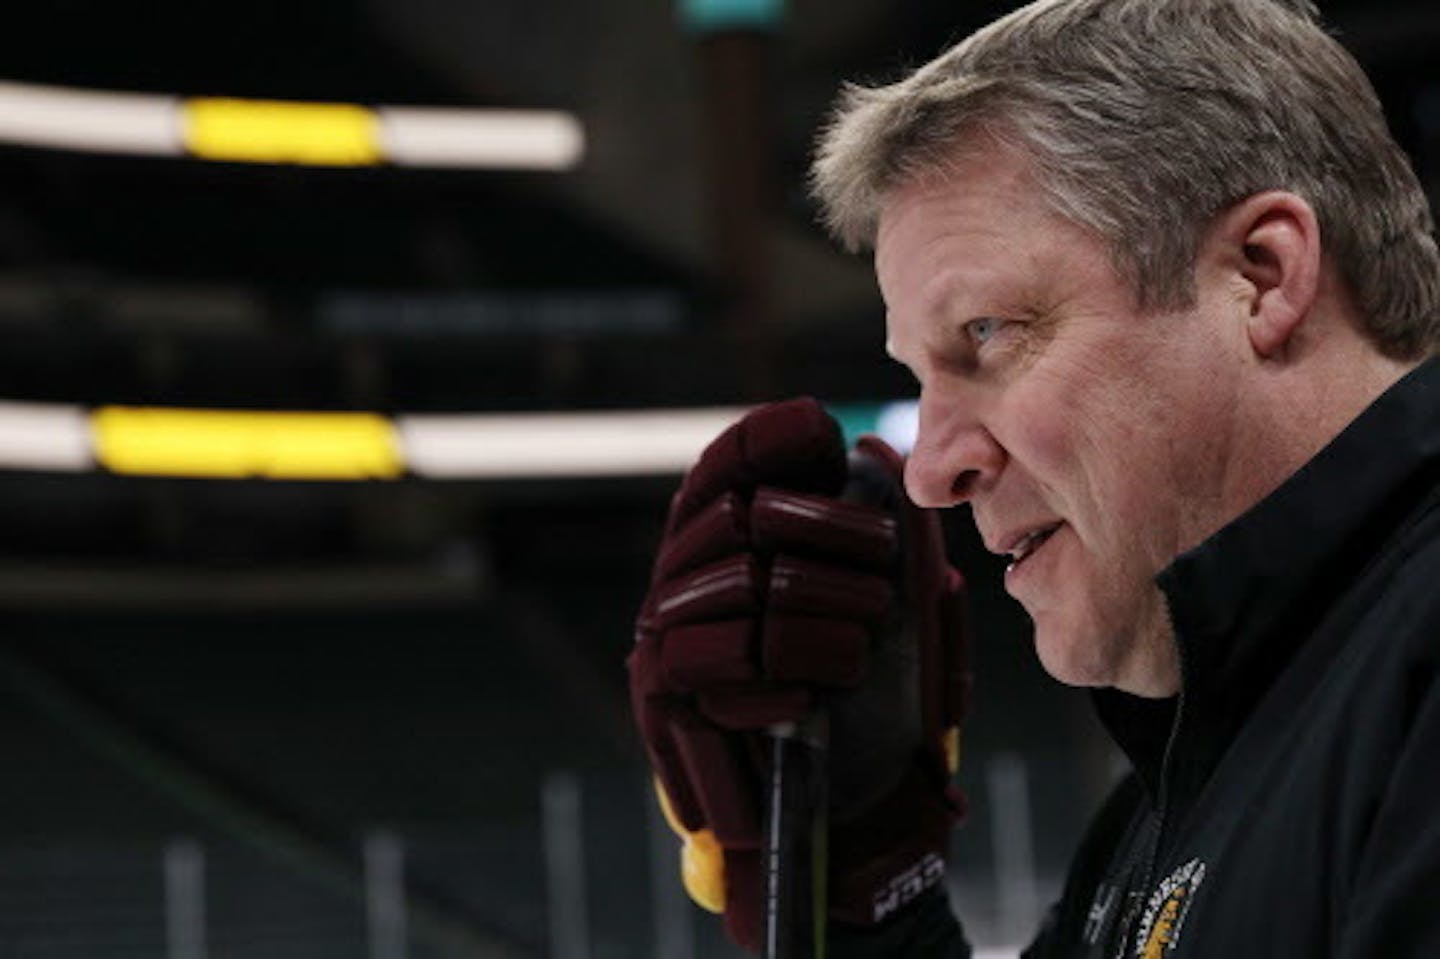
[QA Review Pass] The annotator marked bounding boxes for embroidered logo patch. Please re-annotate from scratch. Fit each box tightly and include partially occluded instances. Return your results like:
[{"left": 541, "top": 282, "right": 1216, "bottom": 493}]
[
  {"left": 871, "top": 852, "right": 945, "bottom": 922},
  {"left": 1134, "top": 858, "right": 1206, "bottom": 958}
]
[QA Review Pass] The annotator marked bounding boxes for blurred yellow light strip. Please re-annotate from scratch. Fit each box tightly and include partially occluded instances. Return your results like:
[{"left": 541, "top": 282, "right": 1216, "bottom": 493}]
[
  {"left": 183, "top": 98, "right": 383, "bottom": 166},
  {"left": 0, "top": 80, "right": 583, "bottom": 169},
  {"left": 93, "top": 408, "right": 403, "bottom": 480}
]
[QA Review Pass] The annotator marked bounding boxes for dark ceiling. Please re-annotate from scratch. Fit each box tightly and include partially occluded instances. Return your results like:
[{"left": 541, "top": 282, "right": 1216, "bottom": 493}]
[{"left": 0, "top": 0, "right": 1427, "bottom": 564}]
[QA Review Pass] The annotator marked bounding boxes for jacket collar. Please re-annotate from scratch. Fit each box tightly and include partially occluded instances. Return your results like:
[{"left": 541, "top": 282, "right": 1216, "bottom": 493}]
[{"left": 1096, "top": 356, "right": 1440, "bottom": 801}]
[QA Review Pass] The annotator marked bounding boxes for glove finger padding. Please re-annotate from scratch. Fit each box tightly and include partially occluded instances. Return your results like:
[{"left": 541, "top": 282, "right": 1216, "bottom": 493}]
[
  {"left": 631, "top": 399, "right": 856, "bottom": 841},
  {"left": 628, "top": 399, "right": 970, "bottom": 952},
  {"left": 666, "top": 398, "right": 848, "bottom": 534}
]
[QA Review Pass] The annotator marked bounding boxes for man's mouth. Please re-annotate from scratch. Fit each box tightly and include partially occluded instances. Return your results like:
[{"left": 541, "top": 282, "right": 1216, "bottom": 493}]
[{"left": 1006, "top": 523, "right": 1062, "bottom": 572}]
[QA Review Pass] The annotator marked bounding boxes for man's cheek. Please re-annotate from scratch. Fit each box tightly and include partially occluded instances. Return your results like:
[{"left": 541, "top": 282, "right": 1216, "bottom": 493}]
[{"left": 1002, "top": 389, "right": 1081, "bottom": 476}]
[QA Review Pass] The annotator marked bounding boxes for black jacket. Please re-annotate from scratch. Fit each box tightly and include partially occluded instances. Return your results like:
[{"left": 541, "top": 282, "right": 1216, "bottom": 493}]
[{"left": 836, "top": 357, "right": 1440, "bottom": 958}]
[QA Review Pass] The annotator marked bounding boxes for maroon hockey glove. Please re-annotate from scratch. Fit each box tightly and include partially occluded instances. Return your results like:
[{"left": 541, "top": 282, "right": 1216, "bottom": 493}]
[{"left": 628, "top": 397, "right": 969, "bottom": 951}]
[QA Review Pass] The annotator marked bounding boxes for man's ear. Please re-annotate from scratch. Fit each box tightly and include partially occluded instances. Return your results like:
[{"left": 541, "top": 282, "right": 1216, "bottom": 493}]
[{"left": 1211, "top": 191, "right": 1322, "bottom": 359}]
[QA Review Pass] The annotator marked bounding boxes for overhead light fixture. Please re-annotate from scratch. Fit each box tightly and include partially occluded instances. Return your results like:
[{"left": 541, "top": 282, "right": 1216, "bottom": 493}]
[
  {"left": 0, "top": 80, "right": 585, "bottom": 170},
  {"left": 0, "top": 400, "right": 917, "bottom": 479},
  {"left": 92, "top": 408, "right": 404, "bottom": 480},
  {"left": 0, "top": 402, "right": 94, "bottom": 472},
  {"left": 378, "top": 106, "right": 584, "bottom": 171},
  {"left": 0, "top": 81, "right": 178, "bottom": 157},
  {"left": 183, "top": 98, "right": 383, "bottom": 167},
  {"left": 398, "top": 408, "right": 751, "bottom": 479},
  {"left": 680, "top": 0, "right": 785, "bottom": 31}
]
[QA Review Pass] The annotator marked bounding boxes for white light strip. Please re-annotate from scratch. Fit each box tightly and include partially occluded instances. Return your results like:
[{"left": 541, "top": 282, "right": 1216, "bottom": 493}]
[
  {"left": 0, "top": 401, "right": 919, "bottom": 480},
  {"left": 398, "top": 408, "right": 748, "bottom": 478},
  {"left": 0, "top": 402, "right": 95, "bottom": 471},
  {"left": 0, "top": 81, "right": 179, "bottom": 156},
  {"left": 0, "top": 80, "right": 584, "bottom": 170},
  {"left": 379, "top": 107, "right": 584, "bottom": 170}
]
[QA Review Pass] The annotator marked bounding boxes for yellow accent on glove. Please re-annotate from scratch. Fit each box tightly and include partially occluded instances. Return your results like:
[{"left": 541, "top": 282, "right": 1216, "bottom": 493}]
[
  {"left": 654, "top": 778, "right": 726, "bottom": 914},
  {"left": 944, "top": 726, "right": 962, "bottom": 775}
]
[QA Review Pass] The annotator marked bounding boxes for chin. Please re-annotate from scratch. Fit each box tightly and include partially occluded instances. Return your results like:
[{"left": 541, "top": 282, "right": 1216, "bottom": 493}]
[
  {"left": 1030, "top": 614, "right": 1127, "bottom": 690},
  {"left": 1027, "top": 575, "right": 1179, "bottom": 694}
]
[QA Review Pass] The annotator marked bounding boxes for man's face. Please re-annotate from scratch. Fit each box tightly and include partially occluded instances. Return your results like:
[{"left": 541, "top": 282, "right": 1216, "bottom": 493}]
[{"left": 876, "top": 151, "right": 1248, "bottom": 697}]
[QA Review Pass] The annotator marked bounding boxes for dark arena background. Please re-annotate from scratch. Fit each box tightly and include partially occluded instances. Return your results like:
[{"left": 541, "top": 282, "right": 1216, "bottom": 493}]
[{"left": 0, "top": 1, "right": 1432, "bottom": 956}]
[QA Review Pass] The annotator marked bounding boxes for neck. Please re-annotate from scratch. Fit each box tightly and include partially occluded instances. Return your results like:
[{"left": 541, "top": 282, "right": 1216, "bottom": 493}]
[{"left": 1235, "top": 326, "right": 1420, "bottom": 520}]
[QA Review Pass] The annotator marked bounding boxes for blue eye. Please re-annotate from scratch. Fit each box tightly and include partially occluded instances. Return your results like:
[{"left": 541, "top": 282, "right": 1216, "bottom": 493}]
[{"left": 967, "top": 318, "right": 1004, "bottom": 345}]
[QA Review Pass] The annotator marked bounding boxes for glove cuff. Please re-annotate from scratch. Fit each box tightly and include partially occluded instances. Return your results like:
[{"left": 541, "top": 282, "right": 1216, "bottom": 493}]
[{"left": 828, "top": 762, "right": 962, "bottom": 926}]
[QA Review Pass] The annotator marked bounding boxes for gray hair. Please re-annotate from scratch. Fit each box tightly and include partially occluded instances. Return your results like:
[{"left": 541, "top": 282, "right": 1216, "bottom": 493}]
[{"left": 811, "top": 0, "right": 1440, "bottom": 358}]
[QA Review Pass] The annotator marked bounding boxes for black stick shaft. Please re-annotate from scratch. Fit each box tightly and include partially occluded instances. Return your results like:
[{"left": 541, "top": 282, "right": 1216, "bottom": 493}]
[{"left": 764, "top": 716, "right": 828, "bottom": 959}]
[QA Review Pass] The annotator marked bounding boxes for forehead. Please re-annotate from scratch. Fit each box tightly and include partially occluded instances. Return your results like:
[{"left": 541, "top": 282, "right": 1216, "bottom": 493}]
[
  {"left": 877, "top": 166, "right": 1062, "bottom": 310},
  {"left": 874, "top": 154, "right": 1123, "bottom": 337}
]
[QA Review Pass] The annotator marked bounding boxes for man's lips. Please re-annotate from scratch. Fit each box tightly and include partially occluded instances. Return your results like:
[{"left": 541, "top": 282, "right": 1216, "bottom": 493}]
[{"left": 989, "top": 521, "right": 1064, "bottom": 567}]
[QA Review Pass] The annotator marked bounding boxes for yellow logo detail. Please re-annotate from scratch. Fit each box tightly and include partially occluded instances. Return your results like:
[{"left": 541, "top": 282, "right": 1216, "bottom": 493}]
[
  {"left": 1140, "top": 886, "right": 1187, "bottom": 958},
  {"left": 1135, "top": 858, "right": 1206, "bottom": 958}
]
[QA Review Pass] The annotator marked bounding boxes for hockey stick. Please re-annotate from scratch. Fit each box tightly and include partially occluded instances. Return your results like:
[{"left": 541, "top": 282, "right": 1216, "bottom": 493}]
[{"left": 763, "top": 712, "right": 829, "bottom": 959}]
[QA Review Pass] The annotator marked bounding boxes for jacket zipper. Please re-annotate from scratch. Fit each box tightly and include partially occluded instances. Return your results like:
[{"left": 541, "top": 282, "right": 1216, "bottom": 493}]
[{"left": 1116, "top": 639, "right": 1190, "bottom": 957}]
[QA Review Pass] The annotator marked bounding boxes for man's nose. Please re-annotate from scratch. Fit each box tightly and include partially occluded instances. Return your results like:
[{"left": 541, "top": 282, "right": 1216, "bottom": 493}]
[{"left": 903, "top": 391, "right": 1005, "bottom": 508}]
